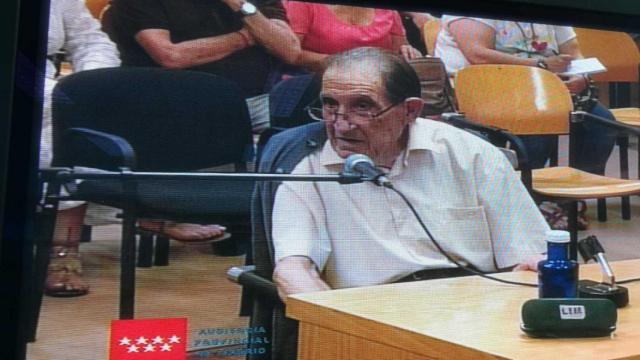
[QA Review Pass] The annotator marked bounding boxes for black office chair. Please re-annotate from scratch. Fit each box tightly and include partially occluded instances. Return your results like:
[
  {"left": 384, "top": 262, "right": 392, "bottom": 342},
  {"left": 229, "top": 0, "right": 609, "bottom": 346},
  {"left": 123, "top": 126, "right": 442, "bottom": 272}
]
[{"left": 29, "top": 67, "right": 255, "bottom": 340}]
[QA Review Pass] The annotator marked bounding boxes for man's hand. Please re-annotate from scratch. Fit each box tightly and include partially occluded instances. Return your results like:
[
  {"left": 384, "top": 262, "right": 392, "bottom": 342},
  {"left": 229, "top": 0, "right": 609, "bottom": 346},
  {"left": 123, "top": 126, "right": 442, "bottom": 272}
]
[
  {"left": 544, "top": 54, "right": 574, "bottom": 73},
  {"left": 399, "top": 45, "right": 422, "bottom": 61},
  {"left": 273, "top": 256, "right": 331, "bottom": 302},
  {"left": 219, "top": 0, "right": 301, "bottom": 64},
  {"left": 512, "top": 254, "right": 545, "bottom": 272},
  {"left": 562, "top": 75, "right": 589, "bottom": 94}
]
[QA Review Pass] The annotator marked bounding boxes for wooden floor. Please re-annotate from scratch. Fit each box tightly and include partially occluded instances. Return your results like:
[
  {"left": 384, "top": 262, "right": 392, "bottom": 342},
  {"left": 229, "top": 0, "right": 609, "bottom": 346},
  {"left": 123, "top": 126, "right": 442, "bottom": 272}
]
[{"left": 26, "top": 137, "right": 640, "bottom": 360}]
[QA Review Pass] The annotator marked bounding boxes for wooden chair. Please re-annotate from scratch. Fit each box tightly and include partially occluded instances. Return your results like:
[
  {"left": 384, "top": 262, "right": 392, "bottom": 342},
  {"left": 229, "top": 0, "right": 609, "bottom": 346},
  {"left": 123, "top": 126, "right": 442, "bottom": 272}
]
[
  {"left": 575, "top": 28, "right": 640, "bottom": 220},
  {"left": 422, "top": 18, "right": 441, "bottom": 56},
  {"left": 454, "top": 64, "right": 640, "bottom": 259},
  {"left": 85, "top": 0, "right": 110, "bottom": 20}
]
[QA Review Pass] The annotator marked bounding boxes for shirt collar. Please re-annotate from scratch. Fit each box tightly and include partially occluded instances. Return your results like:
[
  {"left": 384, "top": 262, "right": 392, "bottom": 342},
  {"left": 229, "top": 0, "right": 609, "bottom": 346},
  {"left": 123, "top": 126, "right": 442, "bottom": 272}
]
[{"left": 319, "top": 118, "right": 444, "bottom": 169}]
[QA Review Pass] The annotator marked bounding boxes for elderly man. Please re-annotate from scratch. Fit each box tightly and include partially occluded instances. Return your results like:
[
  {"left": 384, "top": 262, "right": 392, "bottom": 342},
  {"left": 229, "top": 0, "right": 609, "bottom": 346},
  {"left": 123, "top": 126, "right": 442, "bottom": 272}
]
[{"left": 271, "top": 47, "right": 550, "bottom": 300}]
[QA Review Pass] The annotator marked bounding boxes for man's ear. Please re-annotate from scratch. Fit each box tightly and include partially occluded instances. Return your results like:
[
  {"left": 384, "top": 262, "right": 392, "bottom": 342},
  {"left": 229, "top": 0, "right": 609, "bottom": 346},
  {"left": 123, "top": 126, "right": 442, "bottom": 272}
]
[{"left": 404, "top": 97, "right": 424, "bottom": 122}]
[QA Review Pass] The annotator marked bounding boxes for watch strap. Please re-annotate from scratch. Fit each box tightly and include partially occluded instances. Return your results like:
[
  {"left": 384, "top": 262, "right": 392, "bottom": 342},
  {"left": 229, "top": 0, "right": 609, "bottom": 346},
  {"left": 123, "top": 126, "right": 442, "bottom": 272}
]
[{"left": 536, "top": 59, "right": 549, "bottom": 70}]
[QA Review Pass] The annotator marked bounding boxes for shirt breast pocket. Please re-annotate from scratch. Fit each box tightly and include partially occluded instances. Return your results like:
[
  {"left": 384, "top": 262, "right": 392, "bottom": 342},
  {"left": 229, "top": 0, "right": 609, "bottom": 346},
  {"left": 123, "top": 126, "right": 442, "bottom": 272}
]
[{"left": 398, "top": 206, "right": 492, "bottom": 256}]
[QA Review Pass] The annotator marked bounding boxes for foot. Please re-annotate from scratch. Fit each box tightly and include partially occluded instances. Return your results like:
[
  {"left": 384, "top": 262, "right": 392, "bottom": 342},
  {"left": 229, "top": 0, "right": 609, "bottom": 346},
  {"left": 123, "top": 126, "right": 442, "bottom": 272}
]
[
  {"left": 576, "top": 200, "right": 589, "bottom": 231},
  {"left": 539, "top": 201, "right": 568, "bottom": 230},
  {"left": 138, "top": 221, "right": 229, "bottom": 243},
  {"left": 45, "top": 246, "right": 89, "bottom": 297}
]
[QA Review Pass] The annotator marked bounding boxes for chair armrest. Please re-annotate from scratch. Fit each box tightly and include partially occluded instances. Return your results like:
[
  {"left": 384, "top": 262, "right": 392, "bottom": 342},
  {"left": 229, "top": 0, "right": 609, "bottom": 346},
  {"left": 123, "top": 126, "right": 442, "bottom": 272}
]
[
  {"left": 63, "top": 127, "right": 136, "bottom": 170},
  {"left": 573, "top": 111, "right": 640, "bottom": 137},
  {"left": 227, "top": 266, "right": 282, "bottom": 304}
]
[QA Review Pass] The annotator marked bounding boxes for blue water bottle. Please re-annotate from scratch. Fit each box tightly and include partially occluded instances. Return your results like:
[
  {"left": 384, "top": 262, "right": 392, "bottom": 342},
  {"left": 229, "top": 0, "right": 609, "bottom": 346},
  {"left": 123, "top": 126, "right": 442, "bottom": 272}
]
[{"left": 538, "top": 230, "right": 579, "bottom": 298}]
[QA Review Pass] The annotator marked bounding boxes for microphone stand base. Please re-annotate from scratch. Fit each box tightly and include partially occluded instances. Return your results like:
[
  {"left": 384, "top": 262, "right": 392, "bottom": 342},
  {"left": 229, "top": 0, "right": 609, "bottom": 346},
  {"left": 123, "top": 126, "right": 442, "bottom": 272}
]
[{"left": 578, "top": 280, "right": 629, "bottom": 308}]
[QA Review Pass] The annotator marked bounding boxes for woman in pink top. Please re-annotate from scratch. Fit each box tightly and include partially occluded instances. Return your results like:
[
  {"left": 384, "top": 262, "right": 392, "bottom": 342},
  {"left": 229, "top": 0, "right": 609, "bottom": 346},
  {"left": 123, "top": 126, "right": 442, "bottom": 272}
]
[{"left": 285, "top": 2, "right": 422, "bottom": 71}]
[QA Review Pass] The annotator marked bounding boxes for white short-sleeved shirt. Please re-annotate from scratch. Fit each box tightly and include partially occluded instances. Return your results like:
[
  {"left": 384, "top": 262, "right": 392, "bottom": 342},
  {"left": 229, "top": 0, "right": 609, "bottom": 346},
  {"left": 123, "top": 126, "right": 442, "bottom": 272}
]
[
  {"left": 47, "top": 0, "right": 120, "bottom": 79},
  {"left": 42, "top": 0, "right": 120, "bottom": 169},
  {"left": 435, "top": 16, "right": 576, "bottom": 74},
  {"left": 272, "top": 119, "right": 549, "bottom": 289}
]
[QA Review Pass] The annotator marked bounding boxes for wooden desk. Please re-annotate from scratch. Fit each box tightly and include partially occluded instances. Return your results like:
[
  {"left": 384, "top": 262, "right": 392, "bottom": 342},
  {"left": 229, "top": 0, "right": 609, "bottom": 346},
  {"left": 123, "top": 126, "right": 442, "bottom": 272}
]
[{"left": 287, "top": 260, "right": 640, "bottom": 360}]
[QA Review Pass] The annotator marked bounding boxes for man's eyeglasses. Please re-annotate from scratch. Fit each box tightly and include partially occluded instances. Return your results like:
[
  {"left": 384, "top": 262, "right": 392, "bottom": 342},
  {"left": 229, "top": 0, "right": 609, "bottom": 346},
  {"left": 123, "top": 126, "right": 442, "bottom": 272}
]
[{"left": 305, "top": 99, "right": 401, "bottom": 124}]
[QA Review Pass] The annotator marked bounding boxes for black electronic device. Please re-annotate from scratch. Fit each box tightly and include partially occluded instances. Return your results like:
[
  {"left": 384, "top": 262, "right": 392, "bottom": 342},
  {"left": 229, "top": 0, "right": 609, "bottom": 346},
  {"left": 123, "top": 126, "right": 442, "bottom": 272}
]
[
  {"left": 521, "top": 298, "right": 617, "bottom": 338},
  {"left": 577, "top": 236, "right": 629, "bottom": 308}
]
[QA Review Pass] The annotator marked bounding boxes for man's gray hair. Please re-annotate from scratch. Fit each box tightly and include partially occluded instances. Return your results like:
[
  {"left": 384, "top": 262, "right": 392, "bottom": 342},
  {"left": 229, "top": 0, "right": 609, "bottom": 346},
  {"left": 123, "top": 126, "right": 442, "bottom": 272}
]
[{"left": 323, "top": 47, "right": 421, "bottom": 104}]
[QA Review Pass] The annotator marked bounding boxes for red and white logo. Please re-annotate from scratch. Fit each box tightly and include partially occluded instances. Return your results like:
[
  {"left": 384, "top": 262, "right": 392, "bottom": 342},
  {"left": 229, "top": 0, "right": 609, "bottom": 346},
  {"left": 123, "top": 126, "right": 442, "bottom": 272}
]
[{"left": 109, "top": 318, "right": 187, "bottom": 360}]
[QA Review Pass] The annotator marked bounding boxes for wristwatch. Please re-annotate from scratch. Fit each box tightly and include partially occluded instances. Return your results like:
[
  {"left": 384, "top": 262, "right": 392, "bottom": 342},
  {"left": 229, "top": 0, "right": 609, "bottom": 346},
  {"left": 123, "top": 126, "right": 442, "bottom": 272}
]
[
  {"left": 536, "top": 58, "right": 549, "bottom": 70},
  {"left": 238, "top": 1, "right": 258, "bottom": 17}
]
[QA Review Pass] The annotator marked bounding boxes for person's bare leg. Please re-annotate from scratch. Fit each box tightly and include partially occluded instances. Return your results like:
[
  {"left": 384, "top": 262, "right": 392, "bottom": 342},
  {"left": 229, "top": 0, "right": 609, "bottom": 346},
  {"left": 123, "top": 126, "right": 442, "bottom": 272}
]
[
  {"left": 138, "top": 221, "right": 227, "bottom": 243},
  {"left": 45, "top": 203, "right": 90, "bottom": 296}
]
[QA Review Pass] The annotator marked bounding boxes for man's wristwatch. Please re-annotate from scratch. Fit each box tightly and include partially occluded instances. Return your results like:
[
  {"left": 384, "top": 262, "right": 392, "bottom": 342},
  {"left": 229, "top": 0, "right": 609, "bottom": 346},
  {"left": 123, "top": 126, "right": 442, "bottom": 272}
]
[
  {"left": 238, "top": 1, "right": 258, "bottom": 17},
  {"left": 536, "top": 58, "right": 549, "bottom": 70}
]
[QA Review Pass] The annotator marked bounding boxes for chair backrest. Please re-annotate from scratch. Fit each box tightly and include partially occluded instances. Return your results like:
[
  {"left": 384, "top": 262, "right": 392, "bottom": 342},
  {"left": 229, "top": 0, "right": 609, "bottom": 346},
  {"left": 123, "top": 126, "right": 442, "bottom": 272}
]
[
  {"left": 574, "top": 28, "right": 640, "bottom": 83},
  {"left": 268, "top": 73, "right": 320, "bottom": 129},
  {"left": 455, "top": 64, "right": 573, "bottom": 135},
  {"left": 423, "top": 18, "right": 442, "bottom": 56},
  {"left": 250, "top": 122, "right": 327, "bottom": 360},
  {"left": 52, "top": 67, "right": 253, "bottom": 171},
  {"left": 85, "top": 0, "right": 110, "bottom": 19}
]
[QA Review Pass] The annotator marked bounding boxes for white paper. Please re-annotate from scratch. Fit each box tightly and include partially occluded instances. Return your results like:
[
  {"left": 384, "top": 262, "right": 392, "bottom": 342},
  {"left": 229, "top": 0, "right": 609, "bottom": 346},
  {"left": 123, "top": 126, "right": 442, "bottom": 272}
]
[{"left": 559, "top": 58, "right": 607, "bottom": 76}]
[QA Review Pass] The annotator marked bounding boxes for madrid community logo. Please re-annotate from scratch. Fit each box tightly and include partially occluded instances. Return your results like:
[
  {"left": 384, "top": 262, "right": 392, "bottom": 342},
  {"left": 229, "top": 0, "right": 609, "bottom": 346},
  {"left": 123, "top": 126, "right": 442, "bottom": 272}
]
[{"left": 109, "top": 318, "right": 187, "bottom": 360}]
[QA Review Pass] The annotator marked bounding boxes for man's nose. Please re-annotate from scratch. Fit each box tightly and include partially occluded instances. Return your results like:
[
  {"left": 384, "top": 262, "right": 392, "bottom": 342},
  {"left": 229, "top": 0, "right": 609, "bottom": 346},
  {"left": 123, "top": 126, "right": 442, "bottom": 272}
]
[{"left": 333, "top": 116, "right": 356, "bottom": 131}]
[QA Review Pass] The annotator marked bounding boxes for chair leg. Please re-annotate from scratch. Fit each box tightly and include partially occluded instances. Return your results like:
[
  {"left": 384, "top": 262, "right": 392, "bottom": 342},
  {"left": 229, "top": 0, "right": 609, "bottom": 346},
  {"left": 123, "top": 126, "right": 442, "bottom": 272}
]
[
  {"left": 154, "top": 235, "right": 170, "bottom": 266},
  {"left": 549, "top": 136, "right": 559, "bottom": 167},
  {"left": 27, "top": 200, "right": 60, "bottom": 341},
  {"left": 120, "top": 211, "right": 137, "bottom": 319},
  {"left": 618, "top": 135, "right": 631, "bottom": 220},
  {"left": 80, "top": 224, "right": 92, "bottom": 242},
  {"left": 137, "top": 232, "right": 153, "bottom": 268},
  {"left": 568, "top": 201, "right": 578, "bottom": 261},
  {"left": 597, "top": 198, "right": 607, "bottom": 222}
]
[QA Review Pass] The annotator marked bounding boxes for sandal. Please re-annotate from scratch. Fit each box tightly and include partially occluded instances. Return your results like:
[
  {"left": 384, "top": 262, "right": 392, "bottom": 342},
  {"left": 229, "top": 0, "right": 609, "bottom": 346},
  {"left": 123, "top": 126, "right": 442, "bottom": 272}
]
[
  {"left": 138, "top": 220, "right": 231, "bottom": 244},
  {"left": 45, "top": 246, "right": 89, "bottom": 297},
  {"left": 539, "top": 201, "right": 569, "bottom": 230}
]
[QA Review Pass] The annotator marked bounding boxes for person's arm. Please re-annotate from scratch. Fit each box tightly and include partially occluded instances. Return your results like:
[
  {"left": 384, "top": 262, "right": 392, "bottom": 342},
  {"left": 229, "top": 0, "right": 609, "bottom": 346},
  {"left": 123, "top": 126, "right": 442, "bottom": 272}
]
[
  {"left": 287, "top": 33, "right": 328, "bottom": 72},
  {"left": 558, "top": 37, "right": 589, "bottom": 94},
  {"left": 62, "top": 0, "right": 120, "bottom": 71},
  {"left": 391, "top": 35, "right": 422, "bottom": 61},
  {"left": 273, "top": 256, "right": 331, "bottom": 301},
  {"left": 448, "top": 19, "right": 573, "bottom": 73},
  {"left": 135, "top": 28, "right": 251, "bottom": 69},
  {"left": 222, "top": 0, "right": 301, "bottom": 64},
  {"left": 271, "top": 177, "right": 332, "bottom": 301},
  {"left": 473, "top": 140, "right": 549, "bottom": 272}
]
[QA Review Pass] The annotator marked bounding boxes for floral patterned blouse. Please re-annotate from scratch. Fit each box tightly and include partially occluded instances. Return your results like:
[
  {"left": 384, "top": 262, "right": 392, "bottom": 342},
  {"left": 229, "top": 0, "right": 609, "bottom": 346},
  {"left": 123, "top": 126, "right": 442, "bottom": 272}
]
[{"left": 435, "top": 16, "right": 576, "bottom": 74}]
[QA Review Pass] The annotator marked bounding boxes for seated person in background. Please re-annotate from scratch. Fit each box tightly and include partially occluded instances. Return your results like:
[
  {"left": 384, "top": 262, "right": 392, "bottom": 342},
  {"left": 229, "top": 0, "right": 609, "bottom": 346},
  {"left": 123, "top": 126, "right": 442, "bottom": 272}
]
[
  {"left": 284, "top": 1, "right": 422, "bottom": 72},
  {"left": 435, "top": 17, "right": 620, "bottom": 229},
  {"left": 267, "top": 2, "right": 423, "bottom": 127},
  {"left": 44, "top": 0, "right": 228, "bottom": 297},
  {"left": 44, "top": 0, "right": 121, "bottom": 297},
  {"left": 108, "top": 0, "right": 300, "bottom": 99},
  {"left": 272, "top": 47, "right": 549, "bottom": 299},
  {"left": 435, "top": 17, "right": 618, "bottom": 175}
]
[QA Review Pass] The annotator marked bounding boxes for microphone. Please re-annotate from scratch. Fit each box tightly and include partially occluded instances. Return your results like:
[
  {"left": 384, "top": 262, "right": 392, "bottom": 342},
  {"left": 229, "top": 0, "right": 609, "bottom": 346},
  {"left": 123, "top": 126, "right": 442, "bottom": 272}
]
[{"left": 344, "top": 154, "right": 393, "bottom": 188}]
